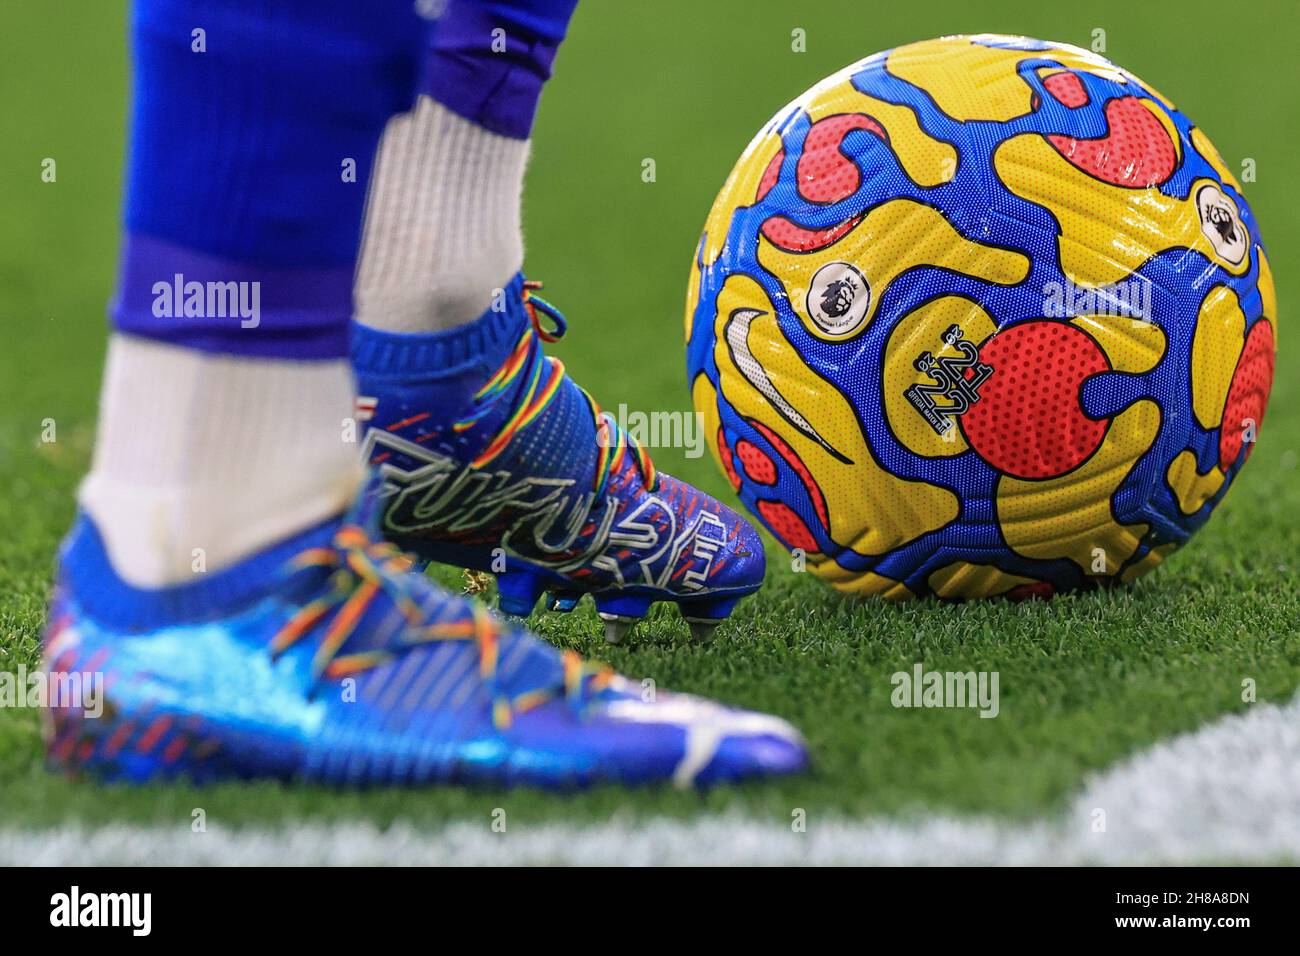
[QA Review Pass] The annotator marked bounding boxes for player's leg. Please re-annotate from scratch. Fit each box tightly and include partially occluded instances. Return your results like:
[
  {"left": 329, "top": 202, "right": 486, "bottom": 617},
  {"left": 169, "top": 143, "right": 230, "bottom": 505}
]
[
  {"left": 354, "top": 0, "right": 573, "bottom": 332},
  {"left": 352, "top": 0, "right": 766, "bottom": 642},
  {"left": 83, "top": 0, "right": 424, "bottom": 585},
  {"left": 43, "top": 0, "right": 806, "bottom": 787}
]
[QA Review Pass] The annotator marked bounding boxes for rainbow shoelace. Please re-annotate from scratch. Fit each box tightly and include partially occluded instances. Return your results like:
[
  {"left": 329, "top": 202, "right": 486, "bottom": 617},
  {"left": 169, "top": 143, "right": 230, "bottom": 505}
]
[
  {"left": 268, "top": 524, "right": 614, "bottom": 730},
  {"left": 454, "top": 281, "right": 658, "bottom": 497}
]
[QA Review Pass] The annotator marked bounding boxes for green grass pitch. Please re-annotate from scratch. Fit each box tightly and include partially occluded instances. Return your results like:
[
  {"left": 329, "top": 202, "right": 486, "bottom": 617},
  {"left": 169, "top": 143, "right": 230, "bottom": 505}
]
[{"left": 0, "top": 0, "right": 1297, "bottom": 835}]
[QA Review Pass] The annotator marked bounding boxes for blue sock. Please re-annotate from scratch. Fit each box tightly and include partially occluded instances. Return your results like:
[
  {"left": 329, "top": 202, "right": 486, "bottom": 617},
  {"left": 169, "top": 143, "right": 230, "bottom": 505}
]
[
  {"left": 113, "top": 0, "right": 427, "bottom": 359},
  {"left": 425, "top": 0, "right": 580, "bottom": 140}
]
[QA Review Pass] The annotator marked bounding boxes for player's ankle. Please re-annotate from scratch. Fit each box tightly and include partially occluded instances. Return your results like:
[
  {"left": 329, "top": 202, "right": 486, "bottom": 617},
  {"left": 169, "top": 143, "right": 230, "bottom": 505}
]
[
  {"left": 79, "top": 335, "right": 360, "bottom": 588},
  {"left": 54, "top": 511, "right": 341, "bottom": 630},
  {"left": 351, "top": 273, "right": 529, "bottom": 409},
  {"left": 354, "top": 97, "right": 528, "bottom": 334}
]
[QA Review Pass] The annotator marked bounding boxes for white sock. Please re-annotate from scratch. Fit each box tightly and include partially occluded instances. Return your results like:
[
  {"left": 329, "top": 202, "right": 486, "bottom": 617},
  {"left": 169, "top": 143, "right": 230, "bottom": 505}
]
[
  {"left": 79, "top": 335, "right": 362, "bottom": 588},
  {"left": 355, "top": 96, "right": 529, "bottom": 333}
]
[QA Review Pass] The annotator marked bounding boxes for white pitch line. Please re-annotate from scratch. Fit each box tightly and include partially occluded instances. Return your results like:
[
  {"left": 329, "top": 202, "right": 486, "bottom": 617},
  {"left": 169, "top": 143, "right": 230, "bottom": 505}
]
[{"left": 5, "top": 694, "right": 1300, "bottom": 865}]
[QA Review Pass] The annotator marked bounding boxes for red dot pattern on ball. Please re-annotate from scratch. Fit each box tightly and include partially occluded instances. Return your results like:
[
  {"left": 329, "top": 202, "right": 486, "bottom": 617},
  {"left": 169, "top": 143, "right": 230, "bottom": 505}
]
[
  {"left": 1046, "top": 96, "right": 1176, "bottom": 188},
  {"left": 760, "top": 212, "right": 864, "bottom": 253},
  {"left": 1218, "top": 320, "right": 1274, "bottom": 472},
  {"left": 757, "top": 499, "right": 819, "bottom": 552},
  {"left": 1043, "top": 71, "right": 1089, "bottom": 108},
  {"left": 751, "top": 420, "right": 831, "bottom": 530},
  {"left": 756, "top": 149, "right": 784, "bottom": 201},
  {"left": 717, "top": 428, "right": 742, "bottom": 490},
  {"left": 960, "top": 320, "right": 1111, "bottom": 480},
  {"left": 735, "top": 439, "right": 778, "bottom": 484},
  {"left": 796, "top": 114, "right": 887, "bottom": 204}
]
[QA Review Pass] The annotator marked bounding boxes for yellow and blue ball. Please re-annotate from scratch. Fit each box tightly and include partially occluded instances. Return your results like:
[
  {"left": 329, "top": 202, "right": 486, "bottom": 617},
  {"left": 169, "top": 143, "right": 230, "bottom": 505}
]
[{"left": 685, "top": 35, "right": 1276, "bottom": 599}]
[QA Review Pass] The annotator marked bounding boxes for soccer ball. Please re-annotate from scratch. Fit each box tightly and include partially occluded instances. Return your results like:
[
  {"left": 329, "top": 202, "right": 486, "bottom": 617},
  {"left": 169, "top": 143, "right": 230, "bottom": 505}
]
[{"left": 685, "top": 35, "right": 1276, "bottom": 600}]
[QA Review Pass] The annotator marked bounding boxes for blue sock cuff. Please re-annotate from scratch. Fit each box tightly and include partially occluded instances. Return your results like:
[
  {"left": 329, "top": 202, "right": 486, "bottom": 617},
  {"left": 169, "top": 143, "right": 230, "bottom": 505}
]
[
  {"left": 57, "top": 513, "right": 340, "bottom": 631},
  {"left": 112, "top": 233, "right": 355, "bottom": 359},
  {"left": 423, "top": 0, "right": 578, "bottom": 139},
  {"left": 350, "top": 273, "right": 529, "bottom": 380}
]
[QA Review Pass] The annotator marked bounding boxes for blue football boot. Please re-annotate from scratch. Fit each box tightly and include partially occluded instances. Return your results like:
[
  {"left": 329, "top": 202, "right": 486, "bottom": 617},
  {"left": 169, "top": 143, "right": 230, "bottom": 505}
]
[
  {"left": 41, "top": 497, "right": 807, "bottom": 787},
  {"left": 351, "top": 274, "right": 765, "bottom": 643}
]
